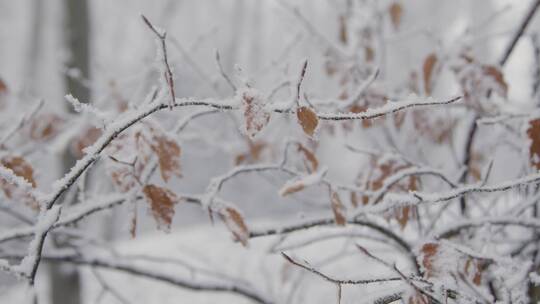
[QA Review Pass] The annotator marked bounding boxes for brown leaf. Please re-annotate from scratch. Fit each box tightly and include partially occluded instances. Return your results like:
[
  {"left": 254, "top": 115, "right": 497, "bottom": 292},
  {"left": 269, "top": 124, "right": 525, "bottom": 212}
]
[
  {"left": 219, "top": 207, "right": 249, "bottom": 246},
  {"left": 297, "top": 106, "right": 318, "bottom": 137},
  {"left": 0, "top": 155, "right": 38, "bottom": 209},
  {"left": 235, "top": 140, "right": 266, "bottom": 165},
  {"left": 151, "top": 135, "right": 182, "bottom": 182},
  {"left": 297, "top": 143, "right": 318, "bottom": 173},
  {"left": 29, "top": 113, "right": 64, "bottom": 141},
  {"left": 464, "top": 258, "right": 483, "bottom": 286},
  {"left": 241, "top": 89, "right": 270, "bottom": 138},
  {"left": 0, "top": 78, "right": 7, "bottom": 94},
  {"left": 350, "top": 191, "right": 358, "bottom": 208},
  {"left": 396, "top": 206, "right": 411, "bottom": 230},
  {"left": 331, "top": 191, "right": 346, "bottom": 226},
  {"left": 389, "top": 2, "right": 403, "bottom": 30},
  {"left": 129, "top": 207, "right": 137, "bottom": 238},
  {"left": 421, "top": 242, "right": 439, "bottom": 277},
  {"left": 110, "top": 166, "right": 137, "bottom": 192},
  {"left": 279, "top": 182, "right": 305, "bottom": 196},
  {"left": 71, "top": 127, "right": 102, "bottom": 158},
  {"left": 482, "top": 65, "right": 508, "bottom": 98},
  {"left": 349, "top": 105, "right": 372, "bottom": 128},
  {"left": 527, "top": 118, "right": 540, "bottom": 170},
  {"left": 365, "top": 46, "right": 375, "bottom": 62},
  {"left": 338, "top": 15, "right": 348, "bottom": 44},
  {"left": 142, "top": 184, "right": 178, "bottom": 232},
  {"left": 423, "top": 53, "right": 438, "bottom": 95},
  {"left": 1, "top": 156, "right": 36, "bottom": 187},
  {"left": 408, "top": 293, "right": 429, "bottom": 304}
]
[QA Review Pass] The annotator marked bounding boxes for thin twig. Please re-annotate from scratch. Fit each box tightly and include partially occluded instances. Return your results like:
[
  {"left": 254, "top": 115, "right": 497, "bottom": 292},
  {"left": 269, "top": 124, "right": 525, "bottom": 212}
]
[
  {"left": 141, "top": 14, "right": 175, "bottom": 110},
  {"left": 280, "top": 252, "right": 402, "bottom": 285},
  {"left": 499, "top": 0, "right": 540, "bottom": 65},
  {"left": 215, "top": 50, "right": 236, "bottom": 92},
  {"left": 295, "top": 59, "right": 308, "bottom": 107}
]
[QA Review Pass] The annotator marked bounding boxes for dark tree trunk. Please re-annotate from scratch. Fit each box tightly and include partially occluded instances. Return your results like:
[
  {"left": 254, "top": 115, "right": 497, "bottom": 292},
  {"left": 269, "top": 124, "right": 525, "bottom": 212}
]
[{"left": 50, "top": 1, "right": 91, "bottom": 304}]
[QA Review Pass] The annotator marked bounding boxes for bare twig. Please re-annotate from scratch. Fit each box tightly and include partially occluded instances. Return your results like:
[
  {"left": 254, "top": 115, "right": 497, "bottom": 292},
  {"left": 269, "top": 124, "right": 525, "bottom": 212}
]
[
  {"left": 280, "top": 252, "right": 402, "bottom": 285},
  {"left": 499, "top": 0, "right": 540, "bottom": 65},
  {"left": 295, "top": 59, "right": 308, "bottom": 107},
  {"left": 141, "top": 14, "right": 175, "bottom": 110},
  {"left": 215, "top": 50, "right": 236, "bottom": 92}
]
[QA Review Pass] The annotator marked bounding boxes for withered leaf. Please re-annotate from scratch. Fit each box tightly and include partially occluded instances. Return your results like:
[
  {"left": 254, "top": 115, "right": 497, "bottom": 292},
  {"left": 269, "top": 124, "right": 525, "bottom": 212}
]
[
  {"left": 338, "top": 15, "right": 348, "bottom": 44},
  {"left": 1, "top": 156, "right": 36, "bottom": 187},
  {"left": 0, "top": 155, "right": 38, "bottom": 209},
  {"left": 29, "top": 113, "right": 64, "bottom": 141},
  {"left": 389, "top": 2, "right": 403, "bottom": 30},
  {"left": 464, "top": 258, "right": 483, "bottom": 286},
  {"left": 0, "top": 78, "right": 7, "bottom": 94},
  {"left": 297, "top": 143, "right": 318, "bottom": 173},
  {"left": 482, "top": 65, "right": 508, "bottom": 98},
  {"left": 142, "top": 184, "right": 178, "bottom": 232},
  {"left": 527, "top": 118, "right": 540, "bottom": 170},
  {"left": 241, "top": 89, "right": 270, "bottom": 138},
  {"left": 365, "top": 46, "right": 375, "bottom": 62},
  {"left": 71, "top": 127, "right": 102, "bottom": 158},
  {"left": 423, "top": 53, "right": 438, "bottom": 95},
  {"left": 219, "top": 207, "right": 249, "bottom": 246},
  {"left": 279, "top": 182, "right": 305, "bottom": 196},
  {"left": 421, "top": 242, "right": 439, "bottom": 277},
  {"left": 297, "top": 106, "right": 318, "bottom": 137},
  {"left": 151, "top": 135, "right": 181, "bottom": 182},
  {"left": 331, "top": 191, "right": 346, "bottom": 226},
  {"left": 395, "top": 206, "right": 413, "bottom": 230}
]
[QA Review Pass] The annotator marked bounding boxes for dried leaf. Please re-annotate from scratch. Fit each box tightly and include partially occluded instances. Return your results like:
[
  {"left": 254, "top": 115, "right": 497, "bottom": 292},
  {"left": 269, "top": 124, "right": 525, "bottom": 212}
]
[
  {"left": 1, "top": 156, "right": 36, "bottom": 188},
  {"left": 29, "top": 113, "right": 63, "bottom": 141},
  {"left": 408, "top": 293, "right": 429, "bottom": 304},
  {"left": 219, "top": 206, "right": 249, "bottom": 246},
  {"left": 142, "top": 184, "right": 178, "bottom": 232},
  {"left": 331, "top": 191, "right": 346, "bottom": 226},
  {"left": 350, "top": 191, "right": 358, "bottom": 208},
  {"left": 235, "top": 140, "right": 266, "bottom": 165},
  {"left": 482, "top": 65, "right": 508, "bottom": 98},
  {"left": 528, "top": 118, "right": 540, "bottom": 170},
  {"left": 279, "top": 182, "right": 305, "bottom": 196},
  {"left": 71, "top": 127, "right": 102, "bottom": 158},
  {"left": 241, "top": 89, "right": 270, "bottom": 138},
  {"left": 110, "top": 166, "right": 137, "bottom": 192},
  {"left": 423, "top": 53, "right": 438, "bottom": 95},
  {"left": 365, "top": 46, "right": 375, "bottom": 62},
  {"left": 389, "top": 2, "right": 403, "bottom": 30},
  {"left": 421, "top": 242, "right": 439, "bottom": 277},
  {"left": 464, "top": 258, "right": 483, "bottom": 286},
  {"left": 0, "top": 155, "right": 38, "bottom": 209},
  {"left": 395, "top": 206, "right": 413, "bottom": 230},
  {"left": 338, "top": 15, "right": 348, "bottom": 44},
  {"left": 129, "top": 206, "right": 137, "bottom": 238},
  {"left": 297, "top": 143, "right": 318, "bottom": 173},
  {"left": 297, "top": 106, "right": 318, "bottom": 137},
  {"left": 151, "top": 135, "right": 181, "bottom": 182},
  {"left": 0, "top": 78, "right": 7, "bottom": 94}
]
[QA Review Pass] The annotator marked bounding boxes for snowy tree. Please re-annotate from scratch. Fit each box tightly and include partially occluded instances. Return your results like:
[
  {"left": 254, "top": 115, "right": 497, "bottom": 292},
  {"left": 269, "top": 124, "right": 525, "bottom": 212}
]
[{"left": 1, "top": 1, "right": 540, "bottom": 303}]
